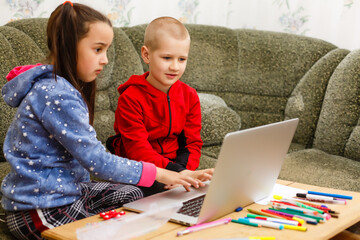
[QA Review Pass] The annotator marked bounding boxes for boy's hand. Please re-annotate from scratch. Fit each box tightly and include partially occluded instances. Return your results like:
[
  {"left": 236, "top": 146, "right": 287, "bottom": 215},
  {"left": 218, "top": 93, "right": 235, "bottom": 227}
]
[
  {"left": 179, "top": 168, "right": 214, "bottom": 187},
  {"left": 155, "top": 167, "right": 200, "bottom": 191}
]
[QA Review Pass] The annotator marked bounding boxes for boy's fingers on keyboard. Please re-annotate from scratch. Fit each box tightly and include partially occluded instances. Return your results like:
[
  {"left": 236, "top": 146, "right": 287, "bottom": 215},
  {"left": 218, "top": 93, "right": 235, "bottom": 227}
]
[
  {"left": 183, "top": 185, "right": 191, "bottom": 192},
  {"left": 205, "top": 168, "right": 214, "bottom": 175},
  {"left": 197, "top": 172, "right": 212, "bottom": 182},
  {"left": 197, "top": 180, "right": 205, "bottom": 187},
  {"left": 183, "top": 175, "right": 199, "bottom": 188},
  {"left": 203, "top": 172, "right": 212, "bottom": 180},
  {"left": 177, "top": 181, "right": 191, "bottom": 192}
]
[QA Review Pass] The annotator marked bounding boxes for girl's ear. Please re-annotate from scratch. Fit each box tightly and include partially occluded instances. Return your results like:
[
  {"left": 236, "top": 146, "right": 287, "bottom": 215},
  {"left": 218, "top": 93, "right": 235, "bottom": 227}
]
[{"left": 141, "top": 45, "right": 150, "bottom": 64}]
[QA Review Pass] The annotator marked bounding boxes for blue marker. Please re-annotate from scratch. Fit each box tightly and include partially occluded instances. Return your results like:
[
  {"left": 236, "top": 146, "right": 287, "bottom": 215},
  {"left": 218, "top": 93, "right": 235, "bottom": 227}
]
[{"left": 308, "top": 191, "right": 352, "bottom": 200}]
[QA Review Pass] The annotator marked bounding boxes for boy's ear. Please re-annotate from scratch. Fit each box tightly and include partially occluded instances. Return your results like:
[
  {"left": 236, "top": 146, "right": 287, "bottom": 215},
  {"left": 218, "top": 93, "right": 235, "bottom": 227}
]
[{"left": 141, "top": 46, "right": 150, "bottom": 64}]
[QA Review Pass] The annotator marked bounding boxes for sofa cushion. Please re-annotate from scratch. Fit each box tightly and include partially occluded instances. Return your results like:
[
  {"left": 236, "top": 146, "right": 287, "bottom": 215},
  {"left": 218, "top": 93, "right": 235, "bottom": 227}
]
[
  {"left": 233, "top": 30, "right": 338, "bottom": 130},
  {"left": 285, "top": 49, "right": 349, "bottom": 147},
  {"left": 198, "top": 153, "right": 217, "bottom": 170},
  {"left": 313, "top": 50, "right": 360, "bottom": 161},
  {"left": 6, "top": 18, "right": 48, "bottom": 55},
  {"left": 279, "top": 148, "right": 360, "bottom": 192},
  {"left": 199, "top": 93, "right": 241, "bottom": 146},
  {"left": 121, "top": 25, "right": 148, "bottom": 72},
  {"left": 92, "top": 27, "right": 145, "bottom": 143},
  {"left": 106, "top": 27, "right": 145, "bottom": 111},
  {"left": 181, "top": 25, "right": 239, "bottom": 92}
]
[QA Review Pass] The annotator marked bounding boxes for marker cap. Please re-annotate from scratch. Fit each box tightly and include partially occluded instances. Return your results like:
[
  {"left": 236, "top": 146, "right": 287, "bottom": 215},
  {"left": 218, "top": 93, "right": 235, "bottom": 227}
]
[{"left": 296, "top": 193, "right": 307, "bottom": 198}]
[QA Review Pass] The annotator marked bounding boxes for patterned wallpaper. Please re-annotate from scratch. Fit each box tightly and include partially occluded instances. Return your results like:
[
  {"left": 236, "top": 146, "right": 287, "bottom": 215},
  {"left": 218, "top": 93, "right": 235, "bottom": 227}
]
[{"left": 1, "top": 0, "right": 359, "bottom": 50}]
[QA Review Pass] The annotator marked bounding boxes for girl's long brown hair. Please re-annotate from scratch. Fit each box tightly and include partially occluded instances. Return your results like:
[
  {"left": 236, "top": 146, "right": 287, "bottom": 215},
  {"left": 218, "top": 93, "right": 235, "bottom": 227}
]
[{"left": 46, "top": 2, "right": 112, "bottom": 125}]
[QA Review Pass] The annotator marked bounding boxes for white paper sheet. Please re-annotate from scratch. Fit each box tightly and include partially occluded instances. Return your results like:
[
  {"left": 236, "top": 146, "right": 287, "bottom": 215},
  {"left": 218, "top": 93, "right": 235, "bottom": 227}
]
[{"left": 255, "top": 183, "right": 307, "bottom": 205}]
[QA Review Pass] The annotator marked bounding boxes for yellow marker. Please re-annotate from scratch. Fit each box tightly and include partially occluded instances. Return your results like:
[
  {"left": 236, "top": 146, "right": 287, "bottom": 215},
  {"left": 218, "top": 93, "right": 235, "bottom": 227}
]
[
  {"left": 273, "top": 195, "right": 283, "bottom": 200},
  {"left": 292, "top": 216, "right": 305, "bottom": 225},
  {"left": 249, "top": 237, "right": 276, "bottom": 240},
  {"left": 283, "top": 224, "right": 307, "bottom": 231}
]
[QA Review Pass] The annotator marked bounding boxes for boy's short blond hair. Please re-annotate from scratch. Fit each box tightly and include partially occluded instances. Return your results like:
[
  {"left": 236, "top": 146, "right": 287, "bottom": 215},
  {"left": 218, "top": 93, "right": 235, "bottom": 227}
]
[{"left": 144, "top": 16, "right": 190, "bottom": 51}]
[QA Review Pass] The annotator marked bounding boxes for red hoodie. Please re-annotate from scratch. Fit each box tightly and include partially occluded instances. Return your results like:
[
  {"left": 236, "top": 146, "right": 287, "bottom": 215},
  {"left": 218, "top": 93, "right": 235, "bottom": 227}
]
[{"left": 111, "top": 72, "right": 203, "bottom": 171}]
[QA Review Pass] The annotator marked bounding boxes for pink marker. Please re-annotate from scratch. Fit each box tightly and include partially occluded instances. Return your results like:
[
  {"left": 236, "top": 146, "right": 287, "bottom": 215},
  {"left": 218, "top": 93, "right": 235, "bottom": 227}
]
[{"left": 176, "top": 217, "right": 231, "bottom": 236}]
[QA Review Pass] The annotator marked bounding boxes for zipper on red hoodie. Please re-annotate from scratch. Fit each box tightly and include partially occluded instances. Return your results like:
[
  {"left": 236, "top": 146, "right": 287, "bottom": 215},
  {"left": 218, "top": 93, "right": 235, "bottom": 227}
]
[
  {"left": 166, "top": 95, "right": 172, "bottom": 137},
  {"left": 157, "top": 139, "right": 164, "bottom": 154},
  {"left": 157, "top": 95, "right": 172, "bottom": 155}
]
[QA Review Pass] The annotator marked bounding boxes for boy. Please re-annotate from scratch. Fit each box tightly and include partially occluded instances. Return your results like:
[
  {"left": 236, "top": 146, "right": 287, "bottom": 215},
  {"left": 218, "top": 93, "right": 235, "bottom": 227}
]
[{"left": 107, "top": 17, "right": 205, "bottom": 174}]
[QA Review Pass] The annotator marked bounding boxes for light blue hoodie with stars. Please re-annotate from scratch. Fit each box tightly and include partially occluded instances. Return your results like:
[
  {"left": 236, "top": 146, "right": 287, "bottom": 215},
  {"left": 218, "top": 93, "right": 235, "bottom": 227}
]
[{"left": 1, "top": 65, "right": 156, "bottom": 211}]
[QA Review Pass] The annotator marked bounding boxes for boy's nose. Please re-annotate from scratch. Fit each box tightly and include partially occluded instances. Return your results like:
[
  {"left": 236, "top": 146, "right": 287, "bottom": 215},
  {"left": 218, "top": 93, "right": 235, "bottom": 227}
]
[{"left": 170, "top": 60, "right": 179, "bottom": 70}]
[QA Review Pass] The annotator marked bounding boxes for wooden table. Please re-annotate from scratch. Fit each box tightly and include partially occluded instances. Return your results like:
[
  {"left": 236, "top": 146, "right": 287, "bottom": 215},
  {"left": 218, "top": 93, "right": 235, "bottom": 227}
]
[{"left": 42, "top": 180, "right": 360, "bottom": 240}]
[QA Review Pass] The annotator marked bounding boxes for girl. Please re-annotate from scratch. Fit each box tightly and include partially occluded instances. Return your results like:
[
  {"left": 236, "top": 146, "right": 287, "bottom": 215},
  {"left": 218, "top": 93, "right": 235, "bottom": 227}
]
[{"left": 1, "top": 2, "right": 212, "bottom": 239}]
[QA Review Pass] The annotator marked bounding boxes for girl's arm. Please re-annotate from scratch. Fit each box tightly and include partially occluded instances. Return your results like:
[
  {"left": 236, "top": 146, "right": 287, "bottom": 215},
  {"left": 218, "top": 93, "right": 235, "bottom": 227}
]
[
  {"left": 41, "top": 87, "right": 201, "bottom": 190},
  {"left": 40, "top": 88, "right": 152, "bottom": 186}
]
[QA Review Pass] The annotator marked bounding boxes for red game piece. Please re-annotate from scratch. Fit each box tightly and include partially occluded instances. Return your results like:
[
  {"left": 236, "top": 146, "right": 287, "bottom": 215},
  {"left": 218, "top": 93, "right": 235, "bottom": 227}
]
[{"left": 99, "top": 210, "right": 126, "bottom": 220}]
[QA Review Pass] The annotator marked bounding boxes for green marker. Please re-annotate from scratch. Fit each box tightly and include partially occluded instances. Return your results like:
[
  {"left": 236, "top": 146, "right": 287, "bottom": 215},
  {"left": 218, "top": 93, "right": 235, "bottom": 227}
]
[{"left": 231, "top": 218, "right": 260, "bottom": 227}]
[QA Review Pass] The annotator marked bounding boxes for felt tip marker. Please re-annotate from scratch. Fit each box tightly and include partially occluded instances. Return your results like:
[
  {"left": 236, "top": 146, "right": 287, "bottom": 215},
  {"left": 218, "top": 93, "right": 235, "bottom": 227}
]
[
  {"left": 241, "top": 218, "right": 307, "bottom": 232},
  {"left": 247, "top": 213, "right": 301, "bottom": 226},
  {"left": 176, "top": 217, "right": 231, "bottom": 236},
  {"left": 283, "top": 224, "right": 307, "bottom": 232},
  {"left": 296, "top": 193, "right": 346, "bottom": 204},
  {"left": 241, "top": 218, "right": 284, "bottom": 230},
  {"left": 248, "top": 209, "right": 283, "bottom": 219},
  {"left": 307, "top": 191, "right": 352, "bottom": 200},
  {"left": 231, "top": 218, "right": 261, "bottom": 227}
]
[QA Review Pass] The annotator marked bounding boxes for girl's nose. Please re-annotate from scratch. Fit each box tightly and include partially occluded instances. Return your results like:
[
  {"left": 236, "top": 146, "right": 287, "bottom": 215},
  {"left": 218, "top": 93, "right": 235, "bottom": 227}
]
[{"left": 101, "top": 54, "right": 109, "bottom": 65}]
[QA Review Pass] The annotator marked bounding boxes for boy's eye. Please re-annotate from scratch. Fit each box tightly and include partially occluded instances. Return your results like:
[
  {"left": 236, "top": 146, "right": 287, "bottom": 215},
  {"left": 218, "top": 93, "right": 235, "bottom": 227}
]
[
  {"left": 163, "top": 56, "right": 171, "bottom": 60},
  {"left": 95, "top": 48, "right": 102, "bottom": 53},
  {"left": 179, "top": 58, "right": 187, "bottom": 62}
]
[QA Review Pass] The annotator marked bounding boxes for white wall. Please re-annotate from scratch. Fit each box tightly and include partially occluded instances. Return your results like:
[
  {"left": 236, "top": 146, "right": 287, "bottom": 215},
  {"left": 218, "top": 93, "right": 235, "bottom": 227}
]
[{"left": 1, "top": 0, "right": 359, "bottom": 50}]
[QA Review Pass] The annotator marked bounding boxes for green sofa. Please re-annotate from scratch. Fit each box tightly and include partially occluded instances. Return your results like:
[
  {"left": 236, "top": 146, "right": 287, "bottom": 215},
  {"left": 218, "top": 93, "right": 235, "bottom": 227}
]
[{"left": 0, "top": 18, "right": 359, "bottom": 238}]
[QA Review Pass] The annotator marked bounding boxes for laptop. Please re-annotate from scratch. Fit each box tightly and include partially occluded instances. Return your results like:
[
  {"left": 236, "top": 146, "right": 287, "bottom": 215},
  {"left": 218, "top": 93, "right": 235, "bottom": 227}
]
[{"left": 124, "top": 118, "right": 299, "bottom": 226}]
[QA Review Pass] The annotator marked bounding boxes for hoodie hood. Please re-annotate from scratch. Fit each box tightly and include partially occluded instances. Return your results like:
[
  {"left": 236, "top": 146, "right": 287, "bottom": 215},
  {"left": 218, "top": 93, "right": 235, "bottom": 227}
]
[
  {"left": 117, "top": 72, "right": 153, "bottom": 95},
  {"left": 2, "top": 64, "right": 53, "bottom": 108},
  {"left": 117, "top": 72, "right": 180, "bottom": 97}
]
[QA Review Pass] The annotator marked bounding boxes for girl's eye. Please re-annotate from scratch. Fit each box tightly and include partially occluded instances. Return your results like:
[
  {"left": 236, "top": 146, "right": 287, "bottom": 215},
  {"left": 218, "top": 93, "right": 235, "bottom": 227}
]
[
  {"left": 96, "top": 48, "right": 102, "bottom": 53},
  {"left": 179, "top": 58, "right": 187, "bottom": 62},
  {"left": 163, "top": 57, "right": 171, "bottom": 60}
]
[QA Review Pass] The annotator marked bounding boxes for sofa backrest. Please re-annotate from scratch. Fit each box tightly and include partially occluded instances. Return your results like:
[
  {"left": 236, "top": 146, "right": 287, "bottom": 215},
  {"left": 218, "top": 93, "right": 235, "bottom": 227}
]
[
  {"left": 123, "top": 24, "right": 360, "bottom": 161},
  {"left": 122, "top": 25, "right": 348, "bottom": 149},
  {"left": 1, "top": 18, "right": 359, "bottom": 162}
]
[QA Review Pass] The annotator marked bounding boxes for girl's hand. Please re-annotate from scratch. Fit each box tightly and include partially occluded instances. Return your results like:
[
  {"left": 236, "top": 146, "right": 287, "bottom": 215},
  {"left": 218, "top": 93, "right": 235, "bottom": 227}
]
[
  {"left": 155, "top": 167, "right": 200, "bottom": 191},
  {"left": 180, "top": 168, "right": 214, "bottom": 187}
]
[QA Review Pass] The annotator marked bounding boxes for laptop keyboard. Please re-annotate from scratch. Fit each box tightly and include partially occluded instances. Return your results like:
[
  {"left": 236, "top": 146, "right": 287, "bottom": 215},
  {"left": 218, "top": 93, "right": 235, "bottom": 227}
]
[{"left": 177, "top": 194, "right": 206, "bottom": 217}]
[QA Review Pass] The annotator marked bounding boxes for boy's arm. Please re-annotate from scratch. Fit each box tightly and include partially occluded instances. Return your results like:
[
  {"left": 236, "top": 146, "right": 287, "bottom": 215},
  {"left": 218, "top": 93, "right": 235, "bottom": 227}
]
[
  {"left": 176, "top": 91, "right": 203, "bottom": 170},
  {"left": 115, "top": 94, "right": 185, "bottom": 172}
]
